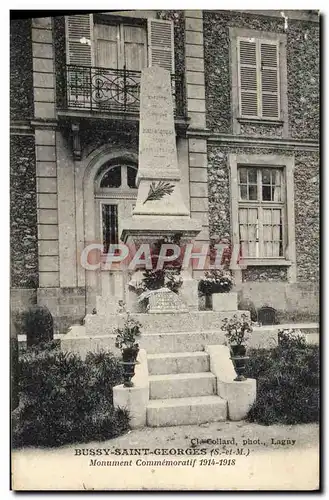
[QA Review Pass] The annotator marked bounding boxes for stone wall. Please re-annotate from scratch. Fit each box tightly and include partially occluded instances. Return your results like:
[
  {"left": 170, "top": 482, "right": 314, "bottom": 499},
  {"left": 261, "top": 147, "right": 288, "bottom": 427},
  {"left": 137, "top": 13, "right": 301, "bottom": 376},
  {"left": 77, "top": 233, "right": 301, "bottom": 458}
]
[
  {"left": 238, "top": 281, "right": 319, "bottom": 322},
  {"left": 203, "top": 11, "right": 320, "bottom": 139},
  {"left": 10, "top": 135, "right": 38, "bottom": 289},
  {"left": 80, "top": 122, "right": 139, "bottom": 159},
  {"left": 37, "top": 287, "right": 86, "bottom": 334},
  {"left": 10, "top": 19, "right": 34, "bottom": 120},
  {"left": 207, "top": 145, "right": 319, "bottom": 286}
]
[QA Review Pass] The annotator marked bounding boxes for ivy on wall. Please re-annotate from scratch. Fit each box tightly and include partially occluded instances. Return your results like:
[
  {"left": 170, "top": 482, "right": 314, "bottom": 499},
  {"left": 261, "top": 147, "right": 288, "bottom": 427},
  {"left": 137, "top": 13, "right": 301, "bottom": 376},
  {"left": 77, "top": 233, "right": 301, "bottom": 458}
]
[
  {"left": 10, "top": 19, "right": 34, "bottom": 120},
  {"left": 10, "top": 135, "right": 38, "bottom": 288}
]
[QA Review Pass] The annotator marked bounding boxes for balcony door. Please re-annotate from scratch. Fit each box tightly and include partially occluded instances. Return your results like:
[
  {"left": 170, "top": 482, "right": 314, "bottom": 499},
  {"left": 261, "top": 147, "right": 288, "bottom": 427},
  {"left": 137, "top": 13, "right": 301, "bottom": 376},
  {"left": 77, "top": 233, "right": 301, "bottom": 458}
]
[
  {"left": 92, "top": 23, "right": 147, "bottom": 111},
  {"left": 65, "top": 15, "right": 175, "bottom": 112},
  {"left": 94, "top": 23, "right": 147, "bottom": 71}
]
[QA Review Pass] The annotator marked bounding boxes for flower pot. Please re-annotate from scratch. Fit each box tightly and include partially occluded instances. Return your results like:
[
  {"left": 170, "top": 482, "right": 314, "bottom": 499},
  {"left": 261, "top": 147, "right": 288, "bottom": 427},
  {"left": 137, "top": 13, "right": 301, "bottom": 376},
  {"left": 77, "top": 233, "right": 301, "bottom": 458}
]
[
  {"left": 230, "top": 345, "right": 246, "bottom": 357},
  {"left": 121, "top": 346, "right": 139, "bottom": 387},
  {"left": 230, "top": 345, "right": 248, "bottom": 381},
  {"left": 122, "top": 345, "right": 139, "bottom": 363},
  {"left": 199, "top": 282, "right": 232, "bottom": 295}
]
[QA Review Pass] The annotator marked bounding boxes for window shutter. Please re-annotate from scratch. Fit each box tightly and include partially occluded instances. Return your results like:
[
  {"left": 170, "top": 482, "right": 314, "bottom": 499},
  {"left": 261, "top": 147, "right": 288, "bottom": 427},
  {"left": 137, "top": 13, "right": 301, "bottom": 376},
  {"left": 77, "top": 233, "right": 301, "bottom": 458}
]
[
  {"left": 238, "top": 38, "right": 258, "bottom": 118},
  {"left": 65, "top": 14, "right": 94, "bottom": 66},
  {"left": 260, "top": 41, "right": 280, "bottom": 119},
  {"left": 147, "top": 19, "right": 174, "bottom": 73}
]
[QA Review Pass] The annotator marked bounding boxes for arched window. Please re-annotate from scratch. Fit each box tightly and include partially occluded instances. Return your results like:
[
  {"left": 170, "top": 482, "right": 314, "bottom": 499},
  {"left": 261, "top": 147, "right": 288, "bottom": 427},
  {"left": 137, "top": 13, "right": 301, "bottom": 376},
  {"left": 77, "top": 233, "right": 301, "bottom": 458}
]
[
  {"left": 95, "top": 162, "right": 138, "bottom": 253},
  {"left": 97, "top": 163, "right": 138, "bottom": 190}
]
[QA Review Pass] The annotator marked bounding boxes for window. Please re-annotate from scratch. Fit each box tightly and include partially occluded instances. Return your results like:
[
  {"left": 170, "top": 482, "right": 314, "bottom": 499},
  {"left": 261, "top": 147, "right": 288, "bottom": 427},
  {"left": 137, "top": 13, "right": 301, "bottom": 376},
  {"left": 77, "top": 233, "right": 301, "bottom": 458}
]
[
  {"left": 98, "top": 164, "right": 137, "bottom": 190},
  {"left": 100, "top": 166, "right": 121, "bottom": 188},
  {"left": 230, "top": 28, "right": 288, "bottom": 134},
  {"left": 238, "top": 38, "right": 280, "bottom": 119},
  {"left": 65, "top": 14, "right": 174, "bottom": 72},
  {"left": 229, "top": 154, "right": 296, "bottom": 283},
  {"left": 238, "top": 167, "right": 284, "bottom": 258},
  {"left": 94, "top": 22, "right": 147, "bottom": 71},
  {"left": 102, "top": 204, "right": 118, "bottom": 252}
]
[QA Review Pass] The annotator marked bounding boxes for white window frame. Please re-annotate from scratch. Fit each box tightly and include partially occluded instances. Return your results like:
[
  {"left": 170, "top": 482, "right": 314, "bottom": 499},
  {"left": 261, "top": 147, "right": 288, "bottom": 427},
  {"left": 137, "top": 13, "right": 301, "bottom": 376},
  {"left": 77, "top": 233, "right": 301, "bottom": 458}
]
[
  {"left": 229, "top": 154, "right": 296, "bottom": 283},
  {"left": 238, "top": 167, "right": 285, "bottom": 259}
]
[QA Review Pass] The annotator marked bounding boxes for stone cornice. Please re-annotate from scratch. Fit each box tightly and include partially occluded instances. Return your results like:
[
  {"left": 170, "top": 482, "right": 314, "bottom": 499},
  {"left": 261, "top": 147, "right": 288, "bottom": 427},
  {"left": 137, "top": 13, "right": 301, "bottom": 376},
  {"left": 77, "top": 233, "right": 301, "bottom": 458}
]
[
  {"left": 10, "top": 121, "right": 34, "bottom": 136},
  {"left": 31, "top": 119, "right": 58, "bottom": 129},
  {"left": 186, "top": 129, "right": 319, "bottom": 151},
  {"left": 211, "top": 10, "right": 319, "bottom": 23},
  {"left": 207, "top": 134, "right": 319, "bottom": 151},
  {"left": 10, "top": 119, "right": 59, "bottom": 135}
]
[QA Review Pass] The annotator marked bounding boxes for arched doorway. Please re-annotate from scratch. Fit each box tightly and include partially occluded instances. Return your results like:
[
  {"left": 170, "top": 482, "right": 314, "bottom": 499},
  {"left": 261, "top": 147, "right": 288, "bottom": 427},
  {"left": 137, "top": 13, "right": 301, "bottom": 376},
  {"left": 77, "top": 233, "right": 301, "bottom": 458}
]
[
  {"left": 94, "top": 161, "right": 138, "bottom": 254},
  {"left": 92, "top": 159, "right": 138, "bottom": 312}
]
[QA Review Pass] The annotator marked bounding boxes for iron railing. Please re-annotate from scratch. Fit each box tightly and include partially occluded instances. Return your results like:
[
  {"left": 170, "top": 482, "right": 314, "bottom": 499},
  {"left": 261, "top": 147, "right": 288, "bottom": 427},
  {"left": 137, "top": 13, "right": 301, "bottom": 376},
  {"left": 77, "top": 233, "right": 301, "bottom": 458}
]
[{"left": 65, "top": 65, "right": 186, "bottom": 118}]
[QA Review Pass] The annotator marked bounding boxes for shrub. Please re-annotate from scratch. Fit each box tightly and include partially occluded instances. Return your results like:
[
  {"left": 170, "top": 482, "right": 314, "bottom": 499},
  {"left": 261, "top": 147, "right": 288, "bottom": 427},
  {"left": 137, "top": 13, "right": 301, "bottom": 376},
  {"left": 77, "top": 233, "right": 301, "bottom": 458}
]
[
  {"left": 198, "top": 269, "right": 233, "bottom": 295},
  {"left": 12, "top": 347, "right": 129, "bottom": 448},
  {"left": 245, "top": 331, "right": 319, "bottom": 425},
  {"left": 141, "top": 268, "right": 183, "bottom": 294},
  {"left": 20, "top": 305, "right": 54, "bottom": 347}
]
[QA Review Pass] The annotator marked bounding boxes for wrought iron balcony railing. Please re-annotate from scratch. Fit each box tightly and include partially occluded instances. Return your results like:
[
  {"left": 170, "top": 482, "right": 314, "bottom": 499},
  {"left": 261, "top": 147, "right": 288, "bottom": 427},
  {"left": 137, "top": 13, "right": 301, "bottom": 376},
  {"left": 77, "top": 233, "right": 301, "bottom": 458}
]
[{"left": 65, "top": 65, "right": 186, "bottom": 118}]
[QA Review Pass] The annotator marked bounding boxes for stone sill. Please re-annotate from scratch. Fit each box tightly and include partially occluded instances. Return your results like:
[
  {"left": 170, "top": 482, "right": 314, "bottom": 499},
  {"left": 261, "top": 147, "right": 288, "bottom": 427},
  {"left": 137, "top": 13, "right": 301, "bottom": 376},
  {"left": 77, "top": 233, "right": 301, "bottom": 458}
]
[
  {"left": 241, "top": 259, "right": 292, "bottom": 267},
  {"left": 238, "top": 117, "right": 284, "bottom": 126}
]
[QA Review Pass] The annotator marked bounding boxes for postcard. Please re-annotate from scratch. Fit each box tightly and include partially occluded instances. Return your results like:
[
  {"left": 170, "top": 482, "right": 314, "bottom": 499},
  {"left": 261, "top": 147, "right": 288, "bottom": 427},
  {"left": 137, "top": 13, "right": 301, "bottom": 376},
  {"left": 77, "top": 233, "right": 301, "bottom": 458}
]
[{"left": 10, "top": 8, "right": 320, "bottom": 491}]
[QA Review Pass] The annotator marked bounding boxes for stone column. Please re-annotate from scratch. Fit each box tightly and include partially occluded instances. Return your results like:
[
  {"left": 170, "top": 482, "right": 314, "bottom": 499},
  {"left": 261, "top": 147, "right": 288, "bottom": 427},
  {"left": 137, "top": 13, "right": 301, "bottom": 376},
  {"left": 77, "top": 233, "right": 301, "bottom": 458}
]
[
  {"left": 32, "top": 17, "right": 59, "bottom": 289},
  {"left": 185, "top": 11, "right": 210, "bottom": 279}
]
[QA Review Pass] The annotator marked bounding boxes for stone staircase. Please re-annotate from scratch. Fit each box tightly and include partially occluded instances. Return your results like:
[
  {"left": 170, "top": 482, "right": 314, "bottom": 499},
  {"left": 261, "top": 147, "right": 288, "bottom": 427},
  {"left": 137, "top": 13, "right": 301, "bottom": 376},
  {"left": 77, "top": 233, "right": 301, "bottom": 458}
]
[
  {"left": 61, "top": 303, "right": 318, "bottom": 429},
  {"left": 146, "top": 351, "right": 227, "bottom": 427}
]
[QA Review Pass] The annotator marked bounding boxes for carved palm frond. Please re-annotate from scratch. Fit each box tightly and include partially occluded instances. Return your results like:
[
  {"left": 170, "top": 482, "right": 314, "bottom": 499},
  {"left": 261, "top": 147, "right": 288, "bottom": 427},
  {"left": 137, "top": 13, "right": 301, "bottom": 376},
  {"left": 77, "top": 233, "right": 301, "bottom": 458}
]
[{"left": 143, "top": 181, "right": 175, "bottom": 204}]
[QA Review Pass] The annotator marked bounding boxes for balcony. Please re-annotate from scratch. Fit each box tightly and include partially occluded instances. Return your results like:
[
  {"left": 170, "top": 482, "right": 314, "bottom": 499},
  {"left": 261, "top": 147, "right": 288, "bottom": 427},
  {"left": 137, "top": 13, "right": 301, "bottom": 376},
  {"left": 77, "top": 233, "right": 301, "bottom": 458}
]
[{"left": 60, "top": 64, "right": 187, "bottom": 120}]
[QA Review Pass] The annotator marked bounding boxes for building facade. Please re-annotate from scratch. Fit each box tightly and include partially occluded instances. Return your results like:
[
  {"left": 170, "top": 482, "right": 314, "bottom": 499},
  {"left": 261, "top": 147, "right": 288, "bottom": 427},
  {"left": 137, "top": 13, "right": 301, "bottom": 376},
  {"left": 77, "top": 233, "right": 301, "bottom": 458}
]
[{"left": 10, "top": 10, "right": 320, "bottom": 332}]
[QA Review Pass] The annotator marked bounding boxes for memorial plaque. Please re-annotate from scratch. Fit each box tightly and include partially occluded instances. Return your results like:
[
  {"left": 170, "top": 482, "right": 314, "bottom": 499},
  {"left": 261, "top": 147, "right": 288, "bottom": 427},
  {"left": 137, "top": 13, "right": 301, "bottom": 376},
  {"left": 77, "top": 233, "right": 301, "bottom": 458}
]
[{"left": 148, "top": 288, "right": 188, "bottom": 314}]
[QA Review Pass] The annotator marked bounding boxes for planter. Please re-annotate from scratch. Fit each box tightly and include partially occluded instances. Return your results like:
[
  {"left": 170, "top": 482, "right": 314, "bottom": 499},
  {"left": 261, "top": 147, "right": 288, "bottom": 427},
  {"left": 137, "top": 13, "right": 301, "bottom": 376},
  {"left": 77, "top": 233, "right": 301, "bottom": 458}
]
[
  {"left": 121, "top": 346, "right": 140, "bottom": 387},
  {"left": 199, "top": 282, "right": 232, "bottom": 295},
  {"left": 212, "top": 292, "right": 238, "bottom": 312},
  {"left": 230, "top": 345, "right": 246, "bottom": 357},
  {"left": 230, "top": 345, "right": 249, "bottom": 382}
]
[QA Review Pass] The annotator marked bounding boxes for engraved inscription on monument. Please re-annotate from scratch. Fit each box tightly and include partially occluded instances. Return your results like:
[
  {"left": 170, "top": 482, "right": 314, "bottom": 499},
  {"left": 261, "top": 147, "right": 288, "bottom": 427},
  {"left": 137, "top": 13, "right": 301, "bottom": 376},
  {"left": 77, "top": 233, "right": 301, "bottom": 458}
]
[{"left": 138, "top": 67, "right": 179, "bottom": 174}]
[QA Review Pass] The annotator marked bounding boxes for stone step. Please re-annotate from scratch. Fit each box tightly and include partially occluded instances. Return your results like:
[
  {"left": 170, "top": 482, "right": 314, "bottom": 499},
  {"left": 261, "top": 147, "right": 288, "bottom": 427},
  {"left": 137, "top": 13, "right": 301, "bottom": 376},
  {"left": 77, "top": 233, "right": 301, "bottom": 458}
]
[
  {"left": 61, "top": 326, "right": 280, "bottom": 356},
  {"left": 61, "top": 329, "right": 225, "bottom": 357},
  {"left": 149, "top": 372, "right": 216, "bottom": 400},
  {"left": 84, "top": 310, "right": 250, "bottom": 336},
  {"left": 147, "top": 395, "right": 227, "bottom": 427},
  {"left": 147, "top": 351, "right": 209, "bottom": 375}
]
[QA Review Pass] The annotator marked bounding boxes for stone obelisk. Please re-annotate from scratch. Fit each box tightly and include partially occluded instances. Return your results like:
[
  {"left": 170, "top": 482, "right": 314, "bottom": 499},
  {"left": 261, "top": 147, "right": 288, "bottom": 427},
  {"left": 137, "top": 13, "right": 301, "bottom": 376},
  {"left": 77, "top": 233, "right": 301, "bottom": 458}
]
[{"left": 121, "top": 66, "right": 201, "bottom": 243}]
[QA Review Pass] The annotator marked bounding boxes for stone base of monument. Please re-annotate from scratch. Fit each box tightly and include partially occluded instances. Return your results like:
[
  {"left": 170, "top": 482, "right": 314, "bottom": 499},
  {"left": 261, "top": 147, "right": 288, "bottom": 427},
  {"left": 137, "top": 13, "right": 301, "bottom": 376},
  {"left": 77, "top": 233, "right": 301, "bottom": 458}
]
[
  {"left": 62, "top": 321, "right": 278, "bottom": 359},
  {"left": 178, "top": 275, "right": 199, "bottom": 310},
  {"left": 212, "top": 292, "right": 238, "bottom": 312},
  {"left": 84, "top": 310, "right": 250, "bottom": 335}
]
